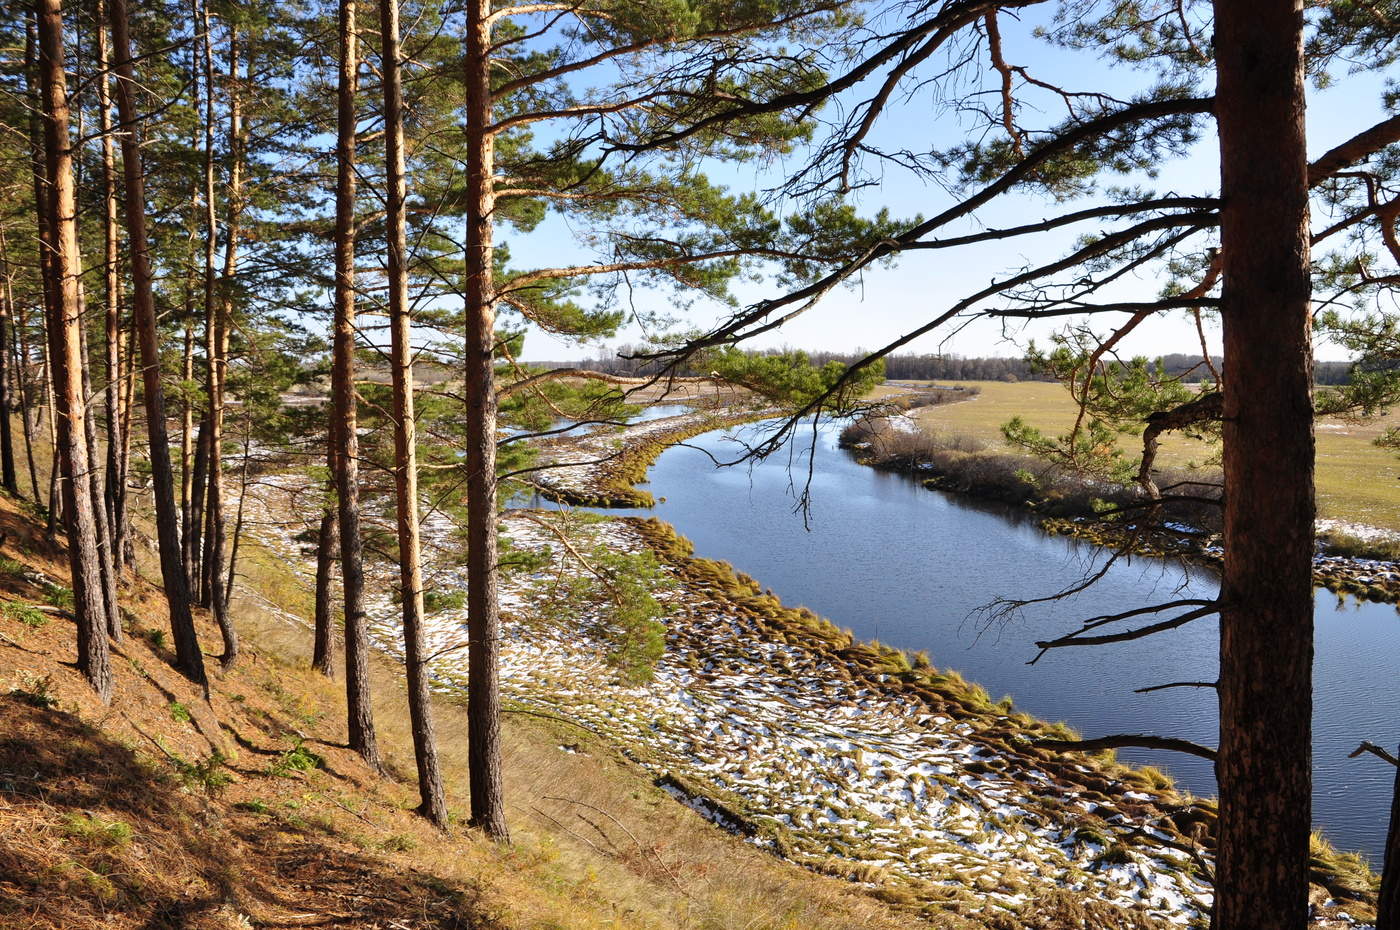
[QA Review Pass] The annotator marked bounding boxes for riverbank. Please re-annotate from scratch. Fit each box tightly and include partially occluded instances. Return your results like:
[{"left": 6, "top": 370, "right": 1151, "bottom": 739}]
[
  {"left": 843, "top": 409, "right": 1400, "bottom": 604},
  {"left": 894, "top": 379, "right": 1400, "bottom": 535}
]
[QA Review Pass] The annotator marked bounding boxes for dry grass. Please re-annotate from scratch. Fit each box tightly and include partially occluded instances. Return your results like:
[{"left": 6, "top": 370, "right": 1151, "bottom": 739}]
[{"left": 899, "top": 379, "right": 1400, "bottom": 531}]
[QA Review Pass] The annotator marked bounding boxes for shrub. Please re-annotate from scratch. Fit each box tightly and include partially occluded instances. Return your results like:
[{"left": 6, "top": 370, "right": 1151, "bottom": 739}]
[
  {"left": 268, "top": 739, "right": 324, "bottom": 778},
  {"left": 10, "top": 672, "right": 57, "bottom": 708},
  {"left": 423, "top": 589, "right": 467, "bottom": 613},
  {"left": 2, "top": 601, "right": 48, "bottom": 628},
  {"left": 168, "top": 701, "right": 192, "bottom": 723},
  {"left": 172, "top": 749, "right": 234, "bottom": 796},
  {"left": 43, "top": 584, "right": 74, "bottom": 610},
  {"left": 62, "top": 813, "right": 134, "bottom": 848}
]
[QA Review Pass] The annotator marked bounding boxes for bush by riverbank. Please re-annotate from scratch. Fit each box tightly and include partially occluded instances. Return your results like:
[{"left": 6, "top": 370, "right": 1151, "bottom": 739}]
[
  {"left": 881, "top": 385, "right": 981, "bottom": 411},
  {"left": 838, "top": 416, "right": 1223, "bottom": 532}
]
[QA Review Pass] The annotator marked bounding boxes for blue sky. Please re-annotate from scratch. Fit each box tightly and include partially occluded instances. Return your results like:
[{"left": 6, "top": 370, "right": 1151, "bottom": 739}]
[{"left": 510, "top": 7, "right": 1393, "bottom": 363}]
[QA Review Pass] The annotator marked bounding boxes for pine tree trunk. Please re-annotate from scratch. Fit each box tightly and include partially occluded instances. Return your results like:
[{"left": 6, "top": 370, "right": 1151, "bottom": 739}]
[
  {"left": 188, "top": 419, "right": 209, "bottom": 603},
  {"left": 75, "top": 280, "right": 121, "bottom": 643},
  {"left": 0, "top": 229, "right": 18, "bottom": 498},
  {"left": 1213, "top": 0, "right": 1314, "bottom": 925},
  {"left": 1378, "top": 749, "right": 1400, "bottom": 930},
  {"left": 0, "top": 313, "right": 14, "bottom": 499},
  {"left": 66, "top": 6, "right": 120, "bottom": 644},
  {"left": 333, "top": 0, "right": 380, "bottom": 771},
  {"left": 96, "top": 0, "right": 127, "bottom": 580},
  {"left": 35, "top": 0, "right": 112, "bottom": 703},
  {"left": 222, "top": 417, "right": 252, "bottom": 617},
  {"left": 181, "top": 322, "right": 199, "bottom": 590},
  {"left": 312, "top": 508, "right": 338, "bottom": 677},
  {"left": 107, "top": 0, "right": 207, "bottom": 689},
  {"left": 381, "top": 0, "right": 447, "bottom": 828},
  {"left": 13, "top": 278, "right": 42, "bottom": 505},
  {"left": 203, "top": 23, "right": 241, "bottom": 667},
  {"left": 26, "top": 18, "right": 60, "bottom": 538},
  {"left": 464, "top": 0, "right": 508, "bottom": 841},
  {"left": 116, "top": 318, "right": 135, "bottom": 569},
  {"left": 40, "top": 337, "right": 59, "bottom": 534}
]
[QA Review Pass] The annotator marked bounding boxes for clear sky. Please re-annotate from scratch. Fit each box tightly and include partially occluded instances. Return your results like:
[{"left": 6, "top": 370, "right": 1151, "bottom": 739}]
[{"left": 511, "top": 7, "right": 1392, "bottom": 364}]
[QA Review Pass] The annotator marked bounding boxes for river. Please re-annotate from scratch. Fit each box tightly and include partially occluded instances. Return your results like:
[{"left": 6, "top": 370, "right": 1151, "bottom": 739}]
[{"left": 561, "top": 414, "right": 1400, "bottom": 863}]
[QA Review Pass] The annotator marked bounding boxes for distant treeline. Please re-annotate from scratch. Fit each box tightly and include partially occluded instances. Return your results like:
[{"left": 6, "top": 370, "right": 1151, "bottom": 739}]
[{"left": 538, "top": 347, "right": 1357, "bottom": 385}]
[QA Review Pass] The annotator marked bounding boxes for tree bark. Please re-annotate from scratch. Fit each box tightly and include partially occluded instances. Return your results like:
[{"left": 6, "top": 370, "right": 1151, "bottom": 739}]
[
  {"left": 1213, "top": 0, "right": 1314, "bottom": 926},
  {"left": 108, "top": 0, "right": 207, "bottom": 689},
  {"left": 312, "top": 508, "right": 338, "bottom": 677},
  {"left": 381, "top": 0, "right": 447, "bottom": 828},
  {"left": 333, "top": 0, "right": 380, "bottom": 772},
  {"left": 35, "top": 0, "right": 112, "bottom": 702},
  {"left": 464, "top": 0, "right": 508, "bottom": 841}
]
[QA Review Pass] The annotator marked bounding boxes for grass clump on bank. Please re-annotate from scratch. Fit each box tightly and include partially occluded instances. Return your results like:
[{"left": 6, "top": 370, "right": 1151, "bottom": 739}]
[
  {"left": 1318, "top": 528, "right": 1400, "bottom": 562},
  {"left": 537, "top": 408, "right": 770, "bottom": 508}
]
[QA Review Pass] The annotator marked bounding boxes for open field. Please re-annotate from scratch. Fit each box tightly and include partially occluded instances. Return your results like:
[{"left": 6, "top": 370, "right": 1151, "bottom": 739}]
[{"left": 886, "top": 380, "right": 1400, "bottom": 533}]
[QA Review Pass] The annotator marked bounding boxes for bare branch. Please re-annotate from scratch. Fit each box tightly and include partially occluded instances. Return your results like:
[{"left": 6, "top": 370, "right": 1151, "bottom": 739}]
[
  {"left": 1349, "top": 741, "right": 1400, "bottom": 768},
  {"left": 1134, "top": 680, "right": 1218, "bottom": 694},
  {"left": 1034, "top": 733, "right": 1217, "bottom": 761}
]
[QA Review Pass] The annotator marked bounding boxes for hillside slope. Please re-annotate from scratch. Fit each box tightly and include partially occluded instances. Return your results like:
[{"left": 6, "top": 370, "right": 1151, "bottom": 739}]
[{"left": 0, "top": 490, "right": 926, "bottom": 930}]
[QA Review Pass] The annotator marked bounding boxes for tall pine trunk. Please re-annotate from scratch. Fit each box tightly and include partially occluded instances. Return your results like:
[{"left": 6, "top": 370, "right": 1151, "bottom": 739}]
[
  {"left": 95, "top": 0, "right": 128, "bottom": 581},
  {"left": 108, "top": 0, "right": 207, "bottom": 689},
  {"left": 35, "top": 0, "right": 111, "bottom": 702},
  {"left": 116, "top": 317, "right": 135, "bottom": 568},
  {"left": 75, "top": 282, "right": 121, "bottom": 643},
  {"left": 464, "top": 0, "right": 508, "bottom": 840},
  {"left": 333, "top": 0, "right": 380, "bottom": 771},
  {"left": 181, "top": 323, "right": 200, "bottom": 590},
  {"left": 1213, "top": 0, "right": 1314, "bottom": 925},
  {"left": 0, "top": 229, "right": 18, "bottom": 498},
  {"left": 26, "top": 18, "right": 60, "bottom": 538},
  {"left": 69, "top": 15, "right": 121, "bottom": 646},
  {"left": 203, "top": 23, "right": 241, "bottom": 666},
  {"left": 13, "top": 267, "right": 42, "bottom": 504},
  {"left": 381, "top": 0, "right": 447, "bottom": 827}
]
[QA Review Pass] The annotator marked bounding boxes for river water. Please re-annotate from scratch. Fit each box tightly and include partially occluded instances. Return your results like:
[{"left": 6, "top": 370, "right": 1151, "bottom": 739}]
[{"left": 573, "top": 416, "right": 1400, "bottom": 862}]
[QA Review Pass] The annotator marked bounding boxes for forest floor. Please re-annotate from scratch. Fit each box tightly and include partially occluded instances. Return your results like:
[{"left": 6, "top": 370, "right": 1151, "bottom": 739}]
[{"left": 234, "top": 403, "right": 1377, "bottom": 928}]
